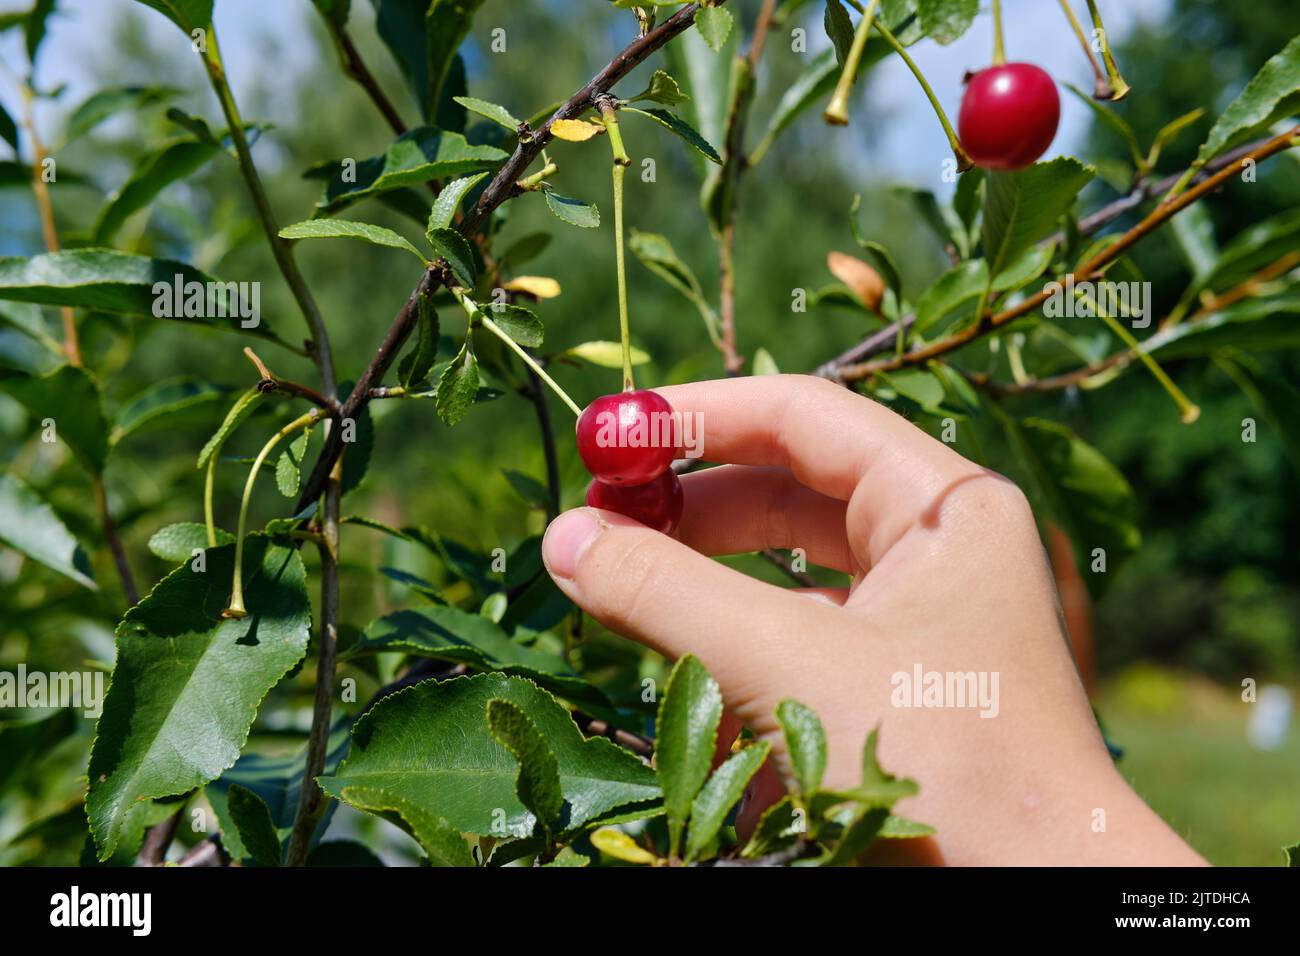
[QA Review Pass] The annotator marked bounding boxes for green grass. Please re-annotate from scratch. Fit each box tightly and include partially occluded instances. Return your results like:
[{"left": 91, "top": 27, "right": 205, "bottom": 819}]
[{"left": 1097, "top": 668, "right": 1300, "bottom": 866}]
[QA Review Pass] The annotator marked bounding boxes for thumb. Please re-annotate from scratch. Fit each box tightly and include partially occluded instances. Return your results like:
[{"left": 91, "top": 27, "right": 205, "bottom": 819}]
[{"left": 541, "top": 507, "right": 828, "bottom": 715}]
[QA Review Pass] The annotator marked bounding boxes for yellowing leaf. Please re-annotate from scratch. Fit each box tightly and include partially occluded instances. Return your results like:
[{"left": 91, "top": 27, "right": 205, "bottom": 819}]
[
  {"left": 550, "top": 119, "right": 603, "bottom": 142},
  {"left": 590, "top": 827, "right": 657, "bottom": 865},
  {"left": 827, "top": 251, "right": 885, "bottom": 312},
  {"left": 502, "top": 276, "right": 561, "bottom": 299}
]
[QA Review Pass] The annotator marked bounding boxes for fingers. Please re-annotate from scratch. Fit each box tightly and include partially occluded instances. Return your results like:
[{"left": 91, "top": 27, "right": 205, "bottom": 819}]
[
  {"left": 677, "top": 465, "right": 856, "bottom": 573},
  {"left": 656, "top": 375, "right": 982, "bottom": 564},
  {"left": 542, "top": 507, "right": 840, "bottom": 700}
]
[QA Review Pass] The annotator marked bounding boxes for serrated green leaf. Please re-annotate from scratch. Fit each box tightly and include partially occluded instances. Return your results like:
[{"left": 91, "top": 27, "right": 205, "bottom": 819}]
[
  {"left": 561, "top": 340, "right": 651, "bottom": 368},
  {"left": 87, "top": 536, "right": 311, "bottom": 860},
  {"left": 428, "top": 171, "right": 488, "bottom": 231},
  {"left": 621, "top": 106, "right": 722, "bottom": 165},
  {"left": 275, "top": 427, "right": 310, "bottom": 498},
  {"left": 982, "top": 158, "right": 1094, "bottom": 284},
  {"left": 370, "top": 0, "right": 486, "bottom": 122},
  {"left": 339, "top": 785, "right": 473, "bottom": 866},
  {"left": 695, "top": 5, "right": 733, "bottom": 52},
  {"left": 147, "top": 522, "right": 233, "bottom": 562},
  {"left": 398, "top": 292, "right": 439, "bottom": 387},
  {"left": 775, "top": 699, "right": 827, "bottom": 795},
  {"left": 196, "top": 388, "right": 264, "bottom": 470},
  {"left": 452, "top": 96, "right": 519, "bottom": 130},
  {"left": 482, "top": 302, "right": 542, "bottom": 348},
  {"left": 315, "top": 127, "right": 505, "bottom": 215},
  {"left": 542, "top": 190, "right": 599, "bottom": 228},
  {"left": 880, "top": 815, "right": 936, "bottom": 838},
  {"left": 685, "top": 741, "right": 769, "bottom": 862},
  {"left": 544, "top": 846, "right": 590, "bottom": 867},
  {"left": 824, "top": 0, "right": 854, "bottom": 65},
  {"left": 434, "top": 339, "right": 478, "bottom": 426},
  {"left": 822, "top": 806, "right": 889, "bottom": 866},
  {"left": 487, "top": 698, "right": 564, "bottom": 832},
  {"left": 111, "top": 378, "right": 229, "bottom": 445},
  {"left": 741, "top": 793, "right": 801, "bottom": 858},
  {"left": 629, "top": 69, "right": 689, "bottom": 107},
  {"left": 663, "top": 16, "right": 737, "bottom": 180},
  {"left": 226, "top": 784, "right": 281, "bottom": 866},
  {"left": 0, "top": 365, "right": 110, "bottom": 472},
  {"left": 750, "top": 48, "right": 838, "bottom": 165},
  {"left": 656, "top": 654, "right": 723, "bottom": 856},
  {"left": 426, "top": 226, "right": 477, "bottom": 286},
  {"left": 319, "top": 673, "right": 659, "bottom": 838},
  {"left": 0, "top": 472, "right": 96, "bottom": 588},
  {"left": 281, "top": 218, "right": 427, "bottom": 264},
  {"left": 1196, "top": 35, "right": 1300, "bottom": 165},
  {"left": 916, "top": 0, "right": 977, "bottom": 45},
  {"left": 915, "top": 259, "right": 988, "bottom": 332}
]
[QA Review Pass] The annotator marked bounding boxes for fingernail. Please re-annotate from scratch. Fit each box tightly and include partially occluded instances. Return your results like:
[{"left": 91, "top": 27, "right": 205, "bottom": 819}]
[{"left": 542, "top": 508, "right": 602, "bottom": 581}]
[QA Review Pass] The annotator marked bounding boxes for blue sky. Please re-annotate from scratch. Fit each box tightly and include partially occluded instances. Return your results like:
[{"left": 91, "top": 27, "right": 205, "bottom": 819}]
[{"left": 1, "top": 0, "right": 1172, "bottom": 194}]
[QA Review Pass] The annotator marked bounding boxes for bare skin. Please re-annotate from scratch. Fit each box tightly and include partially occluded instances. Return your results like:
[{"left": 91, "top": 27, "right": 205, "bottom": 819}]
[{"left": 543, "top": 375, "right": 1204, "bottom": 866}]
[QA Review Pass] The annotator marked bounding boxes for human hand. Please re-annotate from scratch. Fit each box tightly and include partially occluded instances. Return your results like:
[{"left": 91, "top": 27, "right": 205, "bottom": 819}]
[{"left": 542, "top": 375, "right": 1203, "bottom": 866}]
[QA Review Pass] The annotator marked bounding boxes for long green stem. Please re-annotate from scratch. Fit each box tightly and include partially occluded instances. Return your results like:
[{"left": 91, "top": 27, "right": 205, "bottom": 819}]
[
  {"left": 992, "top": 0, "right": 1006, "bottom": 65},
  {"left": 1058, "top": 0, "right": 1110, "bottom": 98},
  {"left": 599, "top": 102, "right": 635, "bottom": 391},
  {"left": 1083, "top": 293, "right": 1200, "bottom": 423},
  {"left": 875, "top": 21, "right": 972, "bottom": 171},
  {"left": 1085, "top": 0, "right": 1131, "bottom": 100},
  {"left": 453, "top": 289, "right": 583, "bottom": 417},
  {"left": 224, "top": 410, "right": 322, "bottom": 618},
  {"left": 824, "top": 0, "right": 880, "bottom": 125},
  {"left": 204, "top": 455, "right": 218, "bottom": 548}
]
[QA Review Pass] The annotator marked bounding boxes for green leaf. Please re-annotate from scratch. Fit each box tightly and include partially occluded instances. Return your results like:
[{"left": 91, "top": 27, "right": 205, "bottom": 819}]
[
  {"left": 426, "top": 226, "right": 477, "bottom": 286},
  {"left": 695, "top": 5, "right": 733, "bottom": 52},
  {"left": 629, "top": 69, "right": 689, "bottom": 107},
  {"left": 1195, "top": 208, "right": 1300, "bottom": 297},
  {"left": 1196, "top": 34, "right": 1300, "bottom": 165},
  {"left": 131, "top": 0, "right": 214, "bottom": 33},
  {"left": 544, "top": 846, "right": 590, "bottom": 867},
  {"left": 226, "top": 784, "right": 281, "bottom": 866},
  {"left": 483, "top": 302, "right": 542, "bottom": 348},
  {"left": 685, "top": 741, "right": 770, "bottom": 862},
  {"left": 147, "top": 522, "right": 233, "bottom": 563},
  {"left": 0, "top": 472, "right": 96, "bottom": 588},
  {"left": 1284, "top": 842, "right": 1299, "bottom": 867},
  {"left": 0, "top": 251, "right": 285, "bottom": 344},
  {"left": 370, "top": 0, "right": 486, "bottom": 122},
  {"left": 94, "top": 139, "right": 222, "bottom": 245},
  {"left": 275, "top": 427, "right": 310, "bottom": 498},
  {"left": 427, "top": 171, "right": 488, "bottom": 231},
  {"left": 0, "top": 365, "right": 109, "bottom": 472},
  {"left": 823, "top": 806, "right": 889, "bottom": 866},
  {"left": 628, "top": 229, "right": 718, "bottom": 341},
  {"left": 1215, "top": 352, "right": 1300, "bottom": 478},
  {"left": 1065, "top": 83, "right": 1142, "bottom": 168},
  {"left": 663, "top": 16, "right": 737, "bottom": 179},
  {"left": 916, "top": 0, "right": 977, "bottom": 44},
  {"left": 542, "top": 190, "right": 599, "bottom": 228},
  {"left": 999, "top": 414, "right": 1141, "bottom": 599},
  {"left": 656, "top": 654, "right": 723, "bottom": 856},
  {"left": 487, "top": 698, "right": 565, "bottom": 832},
  {"left": 111, "top": 378, "right": 229, "bottom": 445},
  {"left": 337, "top": 785, "right": 473, "bottom": 866},
  {"left": 502, "top": 468, "right": 550, "bottom": 509},
  {"left": 621, "top": 107, "right": 722, "bottom": 165},
  {"left": 197, "top": 388, "right": 263, "bottom": 469},
  {"left": 775, "top": 699, "right": 827, "bottom": 795},
  {"left": 451, "top": 96, "right": 520, "bottom": 130},
  {"left": 750, "top": 47, "right": 838, "bottom": 164},
  {"left": 982, "top": 158, "right": 1094, "bottom": 285},
  {"left": 398, "top": 292, "right": 439, "bottom": 387},
  {"left": 915, "top": 259, "right": 988, "bottom": 332},
  {"left": 344, "top": 604, "right": 599, "bottom": 705},
  {"left": 880, "top": 815, "right": 936, "bottom": 838},
  {"left": 315, "top": 127, "right": 506, "bottom": 215},
  {"left": 280, "top": 218, "right": 427, "bottom": 264},
  {"left": 1151, "top": 294, "right": 1300, "bottom": 358},
  {"left": 319, "top": 673, "right": 659, "bottom": 838},
  {"left": 434, "top": 339, "right": 478, "bottom": 426},
  {"left": 561, "top": 340, "right": 651, "bottom": 368},
  {"left": 590, "top": 827, "right": 657, "bottom": 865},
  {"left": 741, "top": 794, "right": 801, "bottom": 858},
  {"left": 87, "top": 536, "right": 311, "bottom": 860},
  {"left": 824, "top": 0, "right": 854, "bottom": 66}
]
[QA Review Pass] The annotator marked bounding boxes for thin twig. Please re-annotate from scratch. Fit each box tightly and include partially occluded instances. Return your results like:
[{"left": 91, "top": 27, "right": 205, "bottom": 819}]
[
  {"left": 336, "top": 27, "right": 407, "bottom": 137},
  {"left": 136, "top": 807, "right": 183, "bottom": 866},
  {"left": 243, "top": 347, "right": 341, "bottom": 414},
  {"left": 760, "top": 549, "right": 820, "bottom": 588},
  {"left": 176, "top": 836, "right": 227, "bottom": 867}
]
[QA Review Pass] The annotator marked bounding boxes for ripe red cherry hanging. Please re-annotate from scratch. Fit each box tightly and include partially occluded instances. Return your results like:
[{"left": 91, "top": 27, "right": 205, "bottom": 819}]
[
  {"left": 576, "top": 389, "right": 676, "bottom": 486},
  {"left": 586, "top": 471, "right": 684, "bottom": 535},
  {"left": 958, "top": 63, "right": 1060, "bottom": 171}
]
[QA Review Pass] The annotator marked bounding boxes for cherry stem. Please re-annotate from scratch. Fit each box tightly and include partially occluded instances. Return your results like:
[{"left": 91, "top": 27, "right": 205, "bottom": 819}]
[
  {"left": 992, "top": 0, "right": 1007, "bottom": 66},
  {"left": 598, "top": 99, "right": 635, "bottom": 391},
  {"left": 1086, "top": 293, "right": 1200, "bottom": 423},
  {"left": 874, "top": 21, "right": 973, "bottom": 171},
  {"left": 824, "top": 0, "right": 880, "bottom": 126},
  {"left": 224, "top": 409, "right": 322, "bottom": 619},
  {"left": 1085, "top": 0, "right": 1131, "bottom": 100},
  {"left": 205, "top": 455, "right": 219, "bottom": 548},
  {"left": 453, "top": 287, "right": 583, "bottom": 418},
  {"left": 1057, "top": 0, "right": 1111, "bottom": 98},
  {"left": 517, "top": 161, "right": 558, "bottom": 192}
]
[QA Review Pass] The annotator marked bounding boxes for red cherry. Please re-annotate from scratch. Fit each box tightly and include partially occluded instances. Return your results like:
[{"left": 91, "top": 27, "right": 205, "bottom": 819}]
[
  {"left": 586, "top": 471, "right": 683, "bottom": 535},
  {"left": 576, "top": 390, "right": 676, "bottom": 485},
  {"left": 957, "top": 63, "right": 1060, "bottom": 171}
]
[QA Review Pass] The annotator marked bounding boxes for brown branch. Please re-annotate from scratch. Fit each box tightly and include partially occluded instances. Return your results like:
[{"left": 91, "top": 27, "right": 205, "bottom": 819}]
[
  {"left": 760, "top": 549, "right": 820, "bottom": 588},
  {"left": 243, "top": 347, "right": 341, "bottom": 414},
  {"left": 297, "top": 3, "right": 725, "bottom": 512},
  {"left": 136, "top": 807, "right": 183, "bottom": 866},
  {"left": 176, "top": 836, "right": 227, "bottom": 867},
  {"left": 813, "top": 132, "right": 1291, "bottom": 382},
  {"left": 835, "top": 126, "right": 1300, "bottom": 381},
  {"left": 573, "top": 714, "right": 654, "bottom": 759}
]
